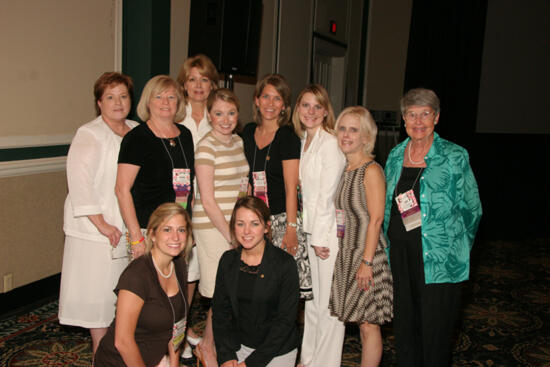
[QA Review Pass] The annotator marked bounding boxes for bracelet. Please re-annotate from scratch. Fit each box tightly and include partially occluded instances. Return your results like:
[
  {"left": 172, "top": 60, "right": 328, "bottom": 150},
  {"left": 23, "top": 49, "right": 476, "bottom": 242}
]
[
  {"left": 131, "top": 236, "right": 145, "bottom": 246},
  {"left": 286, "top": 222, "right": 297, "bottom": 228},
  {"left": 362, "top": 259, "right": 373, "bottom": 266}
]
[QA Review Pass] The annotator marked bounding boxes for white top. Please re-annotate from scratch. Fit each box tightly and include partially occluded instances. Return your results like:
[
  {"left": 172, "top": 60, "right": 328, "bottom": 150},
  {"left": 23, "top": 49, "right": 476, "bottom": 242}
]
[
  {"left": 63, "top": 116, "right": 138, "bottom": 243},
  {"left": 299, "top": 128, "right": 346, "bottom": 248},
  {"left": 178, "top": 103, "right": 211, "bottom": 149}
]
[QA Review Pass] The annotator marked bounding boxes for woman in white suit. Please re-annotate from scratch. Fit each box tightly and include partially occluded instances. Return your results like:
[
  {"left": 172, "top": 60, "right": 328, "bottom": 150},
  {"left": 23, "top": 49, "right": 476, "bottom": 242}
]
[{"left": 292, "top": 84, "right": 346, "bottom": 367}]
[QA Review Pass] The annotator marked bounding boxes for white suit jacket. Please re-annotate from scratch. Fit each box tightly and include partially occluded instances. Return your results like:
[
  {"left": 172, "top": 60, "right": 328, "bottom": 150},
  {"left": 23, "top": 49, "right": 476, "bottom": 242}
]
[
  {"left": 63, "top": 116, "right": 138, "bottom": 242},
  {"left": 299, "top": 128, "right": 345, "bottom": 249}
]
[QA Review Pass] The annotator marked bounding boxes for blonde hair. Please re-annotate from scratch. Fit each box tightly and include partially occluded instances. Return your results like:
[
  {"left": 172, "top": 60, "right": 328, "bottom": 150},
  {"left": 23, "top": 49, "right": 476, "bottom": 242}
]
[
  {"left": 137, "top": 75, "right": 186, "bottom": 122},
  {"left": 145, "top": 203, "right": 193, "bottom": 260},
  {"left": 176, "top": 54, "right": 219, "bottom": 98},
  {"left": 292, "top": 84, "right": 335, "bottom": 138},
  {"left": 335, "top": 106, "right": 377, "bottom": 158}
]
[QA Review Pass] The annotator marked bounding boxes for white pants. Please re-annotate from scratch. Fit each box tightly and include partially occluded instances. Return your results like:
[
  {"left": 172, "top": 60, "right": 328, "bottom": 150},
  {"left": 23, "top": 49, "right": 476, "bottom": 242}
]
[
  {"left": 300, "top": 238, "right": 345, "bottom": 367},
  {"left": 237, "top": 345, "right": 297, "bottom": 366}
]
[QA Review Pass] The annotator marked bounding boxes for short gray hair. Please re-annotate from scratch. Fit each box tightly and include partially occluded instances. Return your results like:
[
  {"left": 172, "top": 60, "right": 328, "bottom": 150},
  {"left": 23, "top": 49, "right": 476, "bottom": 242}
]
[{"left": 400, "top": 88, "right": 440, "bottom": 115}]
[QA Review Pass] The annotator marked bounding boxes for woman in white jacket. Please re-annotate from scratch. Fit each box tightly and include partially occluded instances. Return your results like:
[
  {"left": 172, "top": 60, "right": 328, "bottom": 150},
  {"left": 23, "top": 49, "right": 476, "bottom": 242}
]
[
  {"left": 292, "top": 84, "right": 346, "bottom": 367},
  {"left": 59, "top": 72, "right": 138, "bottom": 355}
]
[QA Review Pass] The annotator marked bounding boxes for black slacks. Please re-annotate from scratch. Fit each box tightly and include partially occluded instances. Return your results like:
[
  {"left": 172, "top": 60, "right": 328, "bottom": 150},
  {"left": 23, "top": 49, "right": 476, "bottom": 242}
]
[{"left": 389, "top": 230, "right": 462, "bottom": 367}]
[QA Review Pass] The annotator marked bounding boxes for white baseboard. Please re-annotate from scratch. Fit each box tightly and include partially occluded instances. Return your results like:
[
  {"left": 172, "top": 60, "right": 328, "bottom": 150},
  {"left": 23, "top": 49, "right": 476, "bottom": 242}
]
[
  {"left": 0, "top": 157, "right": 66, "bottom": 178},
  {"left": 0, "top": 134, "right": 73, "bottom": 149}
]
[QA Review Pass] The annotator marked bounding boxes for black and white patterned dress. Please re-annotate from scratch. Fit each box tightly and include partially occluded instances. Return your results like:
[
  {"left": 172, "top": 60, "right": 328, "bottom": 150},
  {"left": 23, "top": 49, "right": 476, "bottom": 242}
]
[{"left": 329, "top": 161, "right": 393, "bottom": 324}]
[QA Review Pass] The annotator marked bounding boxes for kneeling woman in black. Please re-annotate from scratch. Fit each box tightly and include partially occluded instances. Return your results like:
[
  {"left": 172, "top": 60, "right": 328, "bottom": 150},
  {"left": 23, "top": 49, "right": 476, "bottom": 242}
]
[
  {"left": 95, "top": 203, "right": 192, "bottom": 367},
  {"left": 212, "top": 196, "right": 300, "bottom": 367}
]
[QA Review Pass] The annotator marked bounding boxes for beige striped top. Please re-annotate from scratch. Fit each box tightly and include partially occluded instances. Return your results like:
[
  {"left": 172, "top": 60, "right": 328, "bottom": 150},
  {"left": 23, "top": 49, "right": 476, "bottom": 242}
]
[{"left": 192, "top": 132, "right": 249, "bottom": 230}]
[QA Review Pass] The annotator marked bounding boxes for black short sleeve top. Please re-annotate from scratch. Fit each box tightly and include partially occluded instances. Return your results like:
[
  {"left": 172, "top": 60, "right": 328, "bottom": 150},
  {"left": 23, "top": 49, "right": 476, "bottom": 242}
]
[
  {"left": 118, "top": 123, "right": 195, "bottom": 227},
  {"left": 241, "top": 123, "right": 301, "bottom": 215}
]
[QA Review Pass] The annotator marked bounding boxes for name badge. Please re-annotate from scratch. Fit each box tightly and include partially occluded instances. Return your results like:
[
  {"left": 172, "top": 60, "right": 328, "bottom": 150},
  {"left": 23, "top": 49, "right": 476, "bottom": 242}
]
[
  {"left": 173, "top": 168, "right": 191, "bottom": 209},
  {"left": 395, "top": 189, "right": 422, "bottom": 231},
  {"left": 253, "top": 171, "right": 269, "bottom": 207},
  {"left": 238, "top": 176, "right": 249, "bottom": 198},
  {"left": 172, "top": 316, "right": 187, "bottom": 350},
  {"left": 335, "top": 209, "right": 345, "bottom": 238}
]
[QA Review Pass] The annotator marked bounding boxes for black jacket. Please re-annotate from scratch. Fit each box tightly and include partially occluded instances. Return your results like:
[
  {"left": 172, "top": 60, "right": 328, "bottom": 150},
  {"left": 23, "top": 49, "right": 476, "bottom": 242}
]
[{"left": 212, "top": 241, "right": 300, "bottom": 367}]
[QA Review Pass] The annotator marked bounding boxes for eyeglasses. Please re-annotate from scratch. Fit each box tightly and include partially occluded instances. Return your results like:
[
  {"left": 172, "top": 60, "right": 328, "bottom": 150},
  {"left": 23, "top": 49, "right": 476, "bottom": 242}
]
[{"left": 404, "top": 110, "right": 434, "bottom": 121}]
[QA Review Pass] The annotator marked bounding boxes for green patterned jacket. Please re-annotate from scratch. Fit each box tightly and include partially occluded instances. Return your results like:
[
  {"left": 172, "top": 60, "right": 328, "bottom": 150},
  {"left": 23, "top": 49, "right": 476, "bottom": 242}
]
[{"left": 383, "top": 132, "right": 482, "bottom": 283}]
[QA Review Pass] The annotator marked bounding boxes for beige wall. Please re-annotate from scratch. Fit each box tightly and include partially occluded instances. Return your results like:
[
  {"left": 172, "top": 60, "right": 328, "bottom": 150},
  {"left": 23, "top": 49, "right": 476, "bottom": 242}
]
[
  {"left": 0, "top": 172, "right": 66, "bottom": 291},
  {"left": 169, "top": 0, "right": 191, "bottom": 80},
  {"left": 364, "top": 0, "right": 412, "bottom": 113},
  {"left": 0, "top": 1, "right": 118, "bottom": 138},
  {"left": 0, "top": 0, "right": 118, "bottom": 293}
]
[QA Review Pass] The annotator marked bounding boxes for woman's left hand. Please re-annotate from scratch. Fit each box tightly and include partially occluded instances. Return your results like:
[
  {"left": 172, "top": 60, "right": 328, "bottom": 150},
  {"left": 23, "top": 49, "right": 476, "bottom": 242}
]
[
  {"left": 312, "top": 245, "right": 330, "bottom": 259},
  {"left": 356, "top": 263, "right": 374, "bottom": 291},
  {"left": 281, "top": 227, "right": 298, "bottom": 256},
  {"left": 165, "top": 338, "right": 179, "bottom": 367}
]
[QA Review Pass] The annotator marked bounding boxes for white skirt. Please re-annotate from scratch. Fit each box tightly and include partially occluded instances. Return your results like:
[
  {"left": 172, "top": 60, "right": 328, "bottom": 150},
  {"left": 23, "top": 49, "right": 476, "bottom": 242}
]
[
  {"left": 187, "top": 245, "right": 200, "bottom": 282},
  {"left": 195, "top": 228, "right": 231, "bottom": 298},
  {"left": 58, "top": 235, "right": 129, "bottom": 328}
]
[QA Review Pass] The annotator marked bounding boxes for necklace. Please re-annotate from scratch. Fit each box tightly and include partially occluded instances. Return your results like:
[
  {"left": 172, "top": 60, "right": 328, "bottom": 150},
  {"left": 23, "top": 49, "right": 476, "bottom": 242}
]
[
  {"left": 152, "top": 255, "right": 174, "bottom": 279},
  {"left": 407, "top": 144, "right": 426, "bottom": 165},
  {"left": 150, "top": 120, "right": 177, "bottom": 146}
]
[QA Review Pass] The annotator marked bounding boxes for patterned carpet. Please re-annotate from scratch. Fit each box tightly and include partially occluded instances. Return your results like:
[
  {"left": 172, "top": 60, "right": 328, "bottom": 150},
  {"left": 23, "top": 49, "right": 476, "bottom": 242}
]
[{"left": 1, "top": 239, "right": 549, "bottom": 366}]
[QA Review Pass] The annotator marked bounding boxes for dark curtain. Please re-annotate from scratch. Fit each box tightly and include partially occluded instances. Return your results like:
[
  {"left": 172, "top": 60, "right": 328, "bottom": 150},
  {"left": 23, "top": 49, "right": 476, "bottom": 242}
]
[{"left": 402, "top": 0, "right": 488, "bottom": 151}]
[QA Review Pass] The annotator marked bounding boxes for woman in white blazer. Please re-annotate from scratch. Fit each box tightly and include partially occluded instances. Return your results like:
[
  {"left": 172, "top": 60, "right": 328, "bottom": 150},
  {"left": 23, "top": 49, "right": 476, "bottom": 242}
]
[
  {"left": 292, "top": 84, "right": 346, "bottom": 367},
  {"left": 59, "top": 72, "right": 138, "bottom": 356}
]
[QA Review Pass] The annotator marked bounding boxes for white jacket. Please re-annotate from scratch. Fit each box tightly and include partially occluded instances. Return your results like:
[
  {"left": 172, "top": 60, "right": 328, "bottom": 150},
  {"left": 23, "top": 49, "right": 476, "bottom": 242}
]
[
  {"left": 63, "top": 116, "right": 138, "bottom": 243},
  {"left": 299, "top": 128, "right": 345, "bottom": 249}
]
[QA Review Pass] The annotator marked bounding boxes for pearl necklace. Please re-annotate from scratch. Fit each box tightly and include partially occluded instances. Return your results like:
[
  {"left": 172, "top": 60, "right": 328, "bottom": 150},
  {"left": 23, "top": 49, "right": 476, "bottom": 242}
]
[
  {"left": 407, "top": 144, "right": 426, "bottom": 165},
  {"left": 152, "top": 255, "right": 174, "bottom": 279}
]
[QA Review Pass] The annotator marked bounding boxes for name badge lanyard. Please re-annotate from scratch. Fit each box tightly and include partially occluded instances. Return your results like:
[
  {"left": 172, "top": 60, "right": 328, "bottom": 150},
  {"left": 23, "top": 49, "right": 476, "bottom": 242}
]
[
  {"left": 165, "top": 269, "right": 188, "bottom": 350},
  {"left": 252, "top": 142, "right": 272, "bottom": 207},
  {"left": 394, "top": 167, "right": 423, "bottom": 232},
  {"left": 160, "top": 136, "right": 191, "bottom": 209}
]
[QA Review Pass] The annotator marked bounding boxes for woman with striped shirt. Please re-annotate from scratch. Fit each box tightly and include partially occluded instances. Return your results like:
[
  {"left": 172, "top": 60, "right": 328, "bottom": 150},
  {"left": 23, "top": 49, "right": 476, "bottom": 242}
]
[{"left": 193, "top": 88, "right": 249, "bottom": 366}]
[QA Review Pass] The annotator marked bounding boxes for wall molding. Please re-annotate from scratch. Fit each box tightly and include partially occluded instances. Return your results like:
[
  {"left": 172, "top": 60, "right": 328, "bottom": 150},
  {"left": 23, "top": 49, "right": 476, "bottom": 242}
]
[
  {"left": 0, "top": 156, "right": 66, "bottom": 178},
  {"left": 0, "top": 134, "right": 73, "bottom": 149}
]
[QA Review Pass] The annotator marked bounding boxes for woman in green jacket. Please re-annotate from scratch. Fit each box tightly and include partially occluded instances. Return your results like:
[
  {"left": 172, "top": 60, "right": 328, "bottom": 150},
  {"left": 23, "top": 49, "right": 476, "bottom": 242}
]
[{"left": 383, "top": 88, "right": 482, "bottom": 367}]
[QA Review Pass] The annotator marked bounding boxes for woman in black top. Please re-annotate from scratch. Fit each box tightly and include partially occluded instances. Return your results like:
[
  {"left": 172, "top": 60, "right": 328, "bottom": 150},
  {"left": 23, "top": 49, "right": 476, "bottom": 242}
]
[
  {"left": 212, "top": 196, "right": 299, "bottom": 367},
  {"left": 116, "top": 75, "right": 194, "bottom": 259},
  {"left": 241, "top": 74, "right": 312, "bottom": 299},
  {"left": 95, "top": 203, "right": 191, "bottom": 367}
]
